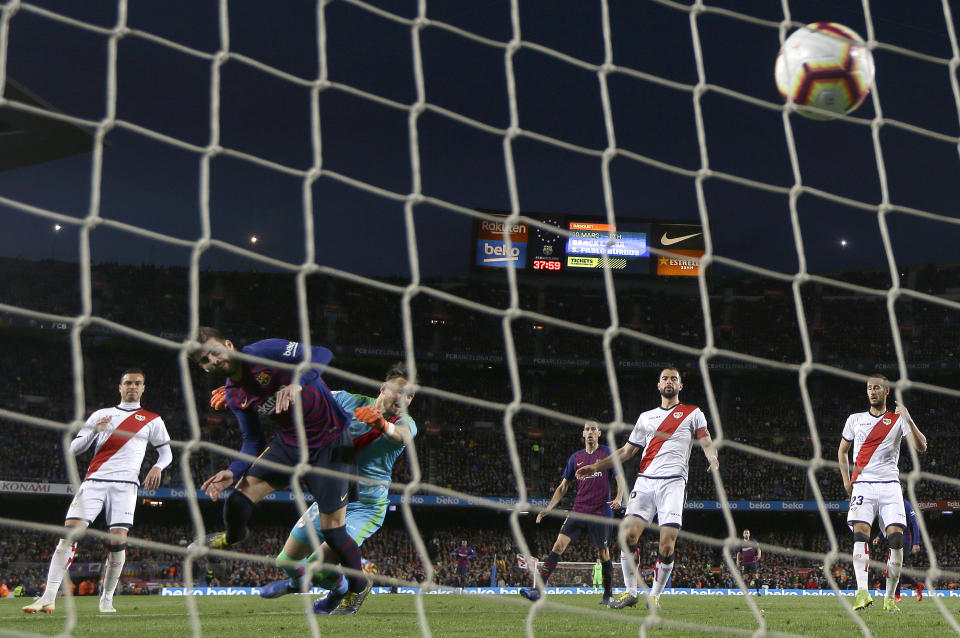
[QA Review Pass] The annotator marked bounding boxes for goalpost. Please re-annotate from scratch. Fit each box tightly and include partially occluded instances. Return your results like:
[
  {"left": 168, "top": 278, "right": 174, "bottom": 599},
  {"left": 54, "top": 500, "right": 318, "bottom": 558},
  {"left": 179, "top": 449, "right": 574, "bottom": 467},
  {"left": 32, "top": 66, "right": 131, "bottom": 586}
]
[{"left": 2, "top": 1, "right": 960, "bottom": 637}]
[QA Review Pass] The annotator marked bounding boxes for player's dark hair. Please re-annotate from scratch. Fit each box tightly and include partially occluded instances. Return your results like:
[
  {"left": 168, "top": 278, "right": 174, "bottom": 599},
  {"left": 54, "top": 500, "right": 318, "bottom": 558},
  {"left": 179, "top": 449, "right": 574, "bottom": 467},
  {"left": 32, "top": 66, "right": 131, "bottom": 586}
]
[
  {"left": 385, "top": 362, "right": 408, "bottom": 382},
  {"left": 121, "top": 368, "right": 145, "bottom": 381},
  {"left": 198, "top": 326, "right": 227, "bottom": 344},
  {"left": 191, "top": 326, "right": 228, "bottom": 362},
  {"left": 867, "top": 373, "right": 889, "bottom": 382}
]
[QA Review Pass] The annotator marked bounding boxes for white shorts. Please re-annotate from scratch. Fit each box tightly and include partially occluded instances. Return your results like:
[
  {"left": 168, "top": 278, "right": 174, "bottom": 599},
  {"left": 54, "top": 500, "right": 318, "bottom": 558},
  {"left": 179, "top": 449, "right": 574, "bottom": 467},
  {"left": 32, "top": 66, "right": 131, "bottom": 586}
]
[
  {"left": 65, "top": 480, "right": 138, "bottom": 529},
  {"left": 847, "top": 482, "right": 905, "bottom": 531},
  {"left": 625, "top": 476, "right": 685, "bottom": 528}
]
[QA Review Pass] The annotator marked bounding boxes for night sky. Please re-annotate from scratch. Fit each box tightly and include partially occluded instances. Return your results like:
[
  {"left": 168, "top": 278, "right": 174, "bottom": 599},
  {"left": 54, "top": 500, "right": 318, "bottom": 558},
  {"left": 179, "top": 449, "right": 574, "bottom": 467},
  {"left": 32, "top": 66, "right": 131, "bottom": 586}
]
[{"left": 0, "top": 0, "right": 957, "bottom": 281}]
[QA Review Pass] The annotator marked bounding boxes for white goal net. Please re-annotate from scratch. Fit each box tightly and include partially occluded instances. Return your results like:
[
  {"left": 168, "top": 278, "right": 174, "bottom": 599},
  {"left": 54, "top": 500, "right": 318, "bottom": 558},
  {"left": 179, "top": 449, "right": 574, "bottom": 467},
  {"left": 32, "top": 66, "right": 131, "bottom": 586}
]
[{"left": 1, "top": 1, "right": 960, "bottom": 637}]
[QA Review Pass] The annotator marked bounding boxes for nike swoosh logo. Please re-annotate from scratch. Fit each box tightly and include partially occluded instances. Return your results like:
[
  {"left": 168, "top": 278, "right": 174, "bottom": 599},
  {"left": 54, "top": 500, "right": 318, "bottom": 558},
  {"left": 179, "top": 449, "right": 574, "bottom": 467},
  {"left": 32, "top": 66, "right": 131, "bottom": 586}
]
[
  {"left": 660, "top": 232, "right": 702, "bottom": 246},
  {"left": 340, "top": 493, "right": 348, "bottom": 501}
]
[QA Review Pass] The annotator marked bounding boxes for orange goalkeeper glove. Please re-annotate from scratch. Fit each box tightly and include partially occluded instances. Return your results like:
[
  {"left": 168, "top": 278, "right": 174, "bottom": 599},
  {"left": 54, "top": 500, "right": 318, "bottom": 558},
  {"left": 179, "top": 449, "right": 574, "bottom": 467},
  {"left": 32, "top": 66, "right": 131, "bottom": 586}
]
[
  {"left": 354, "top": 406, "right": 395, "bottom": 437},
  {"left": 210, "top": 386, "right": 227, "bottom": 411}
]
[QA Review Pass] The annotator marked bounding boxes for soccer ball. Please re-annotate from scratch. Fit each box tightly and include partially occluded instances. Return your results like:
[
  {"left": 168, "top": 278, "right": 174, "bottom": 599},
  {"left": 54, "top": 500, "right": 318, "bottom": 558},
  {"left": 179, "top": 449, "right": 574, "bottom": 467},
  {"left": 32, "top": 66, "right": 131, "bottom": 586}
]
[{"left": 774, "top": 22, "right": 875, "bottom": 120}]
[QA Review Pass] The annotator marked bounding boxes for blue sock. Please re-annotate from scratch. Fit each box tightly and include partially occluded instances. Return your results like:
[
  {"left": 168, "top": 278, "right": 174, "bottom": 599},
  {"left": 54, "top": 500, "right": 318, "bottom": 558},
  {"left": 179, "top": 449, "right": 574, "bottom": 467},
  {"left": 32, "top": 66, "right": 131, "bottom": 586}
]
[
  {"left": 539, "top": 551, "right": 561, "bottom": 584},
  {"left": 601, "top": 559, "right": 613, "bottom": 597},
  {"left": 323, "top": 526, "right": 365, "bottom": 593},
  {"left": 223, "top": 490, "right": 254, "bottom": 544}
]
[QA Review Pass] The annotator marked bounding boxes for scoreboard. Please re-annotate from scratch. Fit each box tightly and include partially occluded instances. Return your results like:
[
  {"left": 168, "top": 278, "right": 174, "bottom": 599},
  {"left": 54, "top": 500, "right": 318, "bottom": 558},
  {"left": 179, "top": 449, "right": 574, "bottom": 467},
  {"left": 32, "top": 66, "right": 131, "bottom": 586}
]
[{"left": 472, "top": 212, "right": 703, "bottom": 277}]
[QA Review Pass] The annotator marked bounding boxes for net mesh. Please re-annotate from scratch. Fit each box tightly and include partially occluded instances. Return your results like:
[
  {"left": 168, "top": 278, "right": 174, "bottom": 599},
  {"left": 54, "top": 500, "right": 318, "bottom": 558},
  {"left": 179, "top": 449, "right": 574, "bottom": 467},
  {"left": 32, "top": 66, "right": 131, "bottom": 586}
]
[{"left": 1, "top": 1, "right": 960, "bottom": 637}]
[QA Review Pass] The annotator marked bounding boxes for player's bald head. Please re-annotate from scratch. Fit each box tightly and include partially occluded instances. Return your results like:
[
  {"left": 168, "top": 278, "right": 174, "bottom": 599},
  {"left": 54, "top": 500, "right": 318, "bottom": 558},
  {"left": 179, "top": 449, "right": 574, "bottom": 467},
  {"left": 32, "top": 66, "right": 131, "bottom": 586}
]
[
  {"left": 866, "top": 373, "right": 890, "bottom": 409},
  {"left": 660, "top": 367, "right": 681, "bottom": 381}
]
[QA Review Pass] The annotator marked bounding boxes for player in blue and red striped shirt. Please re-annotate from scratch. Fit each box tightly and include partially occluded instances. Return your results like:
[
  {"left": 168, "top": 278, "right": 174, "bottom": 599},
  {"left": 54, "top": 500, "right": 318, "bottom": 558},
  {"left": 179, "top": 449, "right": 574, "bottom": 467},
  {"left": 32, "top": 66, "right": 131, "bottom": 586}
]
[
  {"left": 191, "top": 327, "right": 371, "bottom": 608},
  {"left": 520, "top": 421, "right": 623, "bottom": 605},
  {"left": 452, "top": 540, "right": 478, "bottom": 587},
  {"left": 736, "top": 529, "right": 762, "bottom": 595}
]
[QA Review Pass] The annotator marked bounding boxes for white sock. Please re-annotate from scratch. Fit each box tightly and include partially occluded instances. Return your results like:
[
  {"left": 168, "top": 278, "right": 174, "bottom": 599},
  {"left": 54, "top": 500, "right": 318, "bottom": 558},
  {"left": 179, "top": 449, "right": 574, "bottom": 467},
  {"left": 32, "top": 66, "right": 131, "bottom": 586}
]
[
  {"left": 101, "top": 549, "right": 125, "bottom": 600},
  {"left": 852, "top": 541, "right": 870, "bottom": 591},
  {"left": 40, "top": 539, "right": 77, "bottom": 603},
  {"left": 621, "top": 552, "right": 637, "bottom": 596},
  {"left": 651, "top": 558, "right": 674, "bottom": 597},
  {"left": 885, "top": 548, "right": 903, "bottom": 599}
]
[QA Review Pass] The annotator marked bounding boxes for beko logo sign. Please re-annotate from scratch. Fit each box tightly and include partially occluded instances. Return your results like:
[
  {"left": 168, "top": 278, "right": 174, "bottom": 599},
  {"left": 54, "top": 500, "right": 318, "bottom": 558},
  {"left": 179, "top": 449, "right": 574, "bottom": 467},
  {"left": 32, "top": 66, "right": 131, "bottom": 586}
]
[{"left": 476, "top": 240, "right": 527, "bottom": 268}]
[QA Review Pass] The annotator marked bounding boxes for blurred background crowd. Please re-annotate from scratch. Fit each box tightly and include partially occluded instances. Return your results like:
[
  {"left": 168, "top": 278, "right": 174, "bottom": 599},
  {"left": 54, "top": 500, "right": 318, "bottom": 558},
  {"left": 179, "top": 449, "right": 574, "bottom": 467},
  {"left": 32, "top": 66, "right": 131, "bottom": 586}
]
[
  {"left": 1, "top": 257, "right": 959, "bottom": 595},
  {"left": 4, "top": 511, "right": 958, "bottom": 595}
]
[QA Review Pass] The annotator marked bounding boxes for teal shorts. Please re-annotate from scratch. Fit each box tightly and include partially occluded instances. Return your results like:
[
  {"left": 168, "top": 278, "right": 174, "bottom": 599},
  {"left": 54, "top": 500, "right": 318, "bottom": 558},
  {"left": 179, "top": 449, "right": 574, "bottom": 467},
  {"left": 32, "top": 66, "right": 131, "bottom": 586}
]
[{"left": 290, "top": 500, "right": 388, "bottom": 547}]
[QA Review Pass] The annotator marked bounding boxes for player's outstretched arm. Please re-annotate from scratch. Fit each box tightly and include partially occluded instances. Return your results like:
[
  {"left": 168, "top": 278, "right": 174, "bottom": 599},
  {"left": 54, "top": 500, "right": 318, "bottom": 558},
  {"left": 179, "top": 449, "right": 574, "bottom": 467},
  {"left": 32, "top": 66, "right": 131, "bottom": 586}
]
[
  {"left": 576, "top": 442, "right": 638, "bottom": 479},
  {"left": 896, "top": 404, "right": 927, "bottom": 453},
  {"left": 385, "top": 422, "right": 412, "bottom": 445},
  {"left": 354, "top": 405, "right": 407, "bottom": 444},
  {"left": 200, "top": 469, "right": 235, "bottom": 502},
  {"left": 536, "top": 479, "right": 571, "bottom": 524},
  {"left": 608, "top": 476, "right": 625, "bottom": 511},
  {"left": 273, "top": 384, "right": 303, "bottom": 414},
  {"left": 837, "top": 438, "right": 853, "bottom": 496}
]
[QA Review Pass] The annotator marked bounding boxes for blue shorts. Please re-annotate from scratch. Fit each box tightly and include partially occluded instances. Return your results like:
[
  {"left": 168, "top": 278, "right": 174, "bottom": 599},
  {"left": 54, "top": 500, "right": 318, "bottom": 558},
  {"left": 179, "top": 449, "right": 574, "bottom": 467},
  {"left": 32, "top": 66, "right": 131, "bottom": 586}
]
[
  {"left": 559, "top": 515, "right": 614, "bottom": 549},
  {"left": 247, "top": 429, "right": 355, "bottom": 514},
  {"left": 290, "top": 499, "right": 388, "bottom": 547}
]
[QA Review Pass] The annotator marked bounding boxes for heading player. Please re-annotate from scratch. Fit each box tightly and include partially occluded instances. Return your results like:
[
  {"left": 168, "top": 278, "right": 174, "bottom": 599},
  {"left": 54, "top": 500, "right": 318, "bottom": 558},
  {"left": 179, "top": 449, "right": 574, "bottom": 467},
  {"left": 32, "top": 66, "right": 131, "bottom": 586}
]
[
  {"left": 838, "top": 373, "right": 926, "bottom": 613},
  {"left": 256, "top": 364, "right": 416, "bottom": 615},
  {"left": 520, "top": 420, "right": 623, "bottom": 606},
  {"left": 576, "top": 367, "right": 718, "bottom": 612},
  {"left": 23, "top": 369, "right": 172, "bottom": 615},
  {"left": 191, "top": 327, "right": 369, "bottom": 607}
]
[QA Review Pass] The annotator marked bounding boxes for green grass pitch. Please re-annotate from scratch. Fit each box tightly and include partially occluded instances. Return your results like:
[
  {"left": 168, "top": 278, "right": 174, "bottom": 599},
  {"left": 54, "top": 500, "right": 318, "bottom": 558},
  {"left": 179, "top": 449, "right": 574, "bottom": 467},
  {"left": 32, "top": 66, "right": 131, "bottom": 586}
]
[{"left": 2, "top": 593, "right": 959, "bottom": 637}]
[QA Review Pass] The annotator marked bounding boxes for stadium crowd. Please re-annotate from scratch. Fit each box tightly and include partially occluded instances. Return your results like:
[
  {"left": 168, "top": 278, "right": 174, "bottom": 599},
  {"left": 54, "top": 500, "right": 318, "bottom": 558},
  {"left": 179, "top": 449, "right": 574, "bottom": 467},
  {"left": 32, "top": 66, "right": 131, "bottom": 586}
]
[
  {"left": 2, "top": 257, "right": 960, "bottom": 596},
  {"left": 7, "top": 515, "right": 960, "bottom": 594}
]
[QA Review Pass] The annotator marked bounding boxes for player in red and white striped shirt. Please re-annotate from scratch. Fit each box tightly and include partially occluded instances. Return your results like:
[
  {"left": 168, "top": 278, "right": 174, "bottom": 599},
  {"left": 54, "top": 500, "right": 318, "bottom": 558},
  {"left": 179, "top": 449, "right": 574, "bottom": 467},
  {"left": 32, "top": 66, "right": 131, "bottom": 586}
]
[
  {"left": 577, "top": 367, "right": 718, "bottom": 611},
  {"left": 22, "top": 369, "right": 172, "bottom": 615},
  {"left": 838, "top": 373, "right": 926, "bottom": 613}
]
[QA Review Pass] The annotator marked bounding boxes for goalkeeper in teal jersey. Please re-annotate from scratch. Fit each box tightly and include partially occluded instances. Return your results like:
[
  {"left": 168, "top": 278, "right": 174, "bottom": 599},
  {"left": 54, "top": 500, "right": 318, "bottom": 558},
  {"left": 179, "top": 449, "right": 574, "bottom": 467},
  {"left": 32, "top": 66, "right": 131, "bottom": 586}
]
[{"left": 259, "top": 363, "right": 416, "bottom": 614}]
